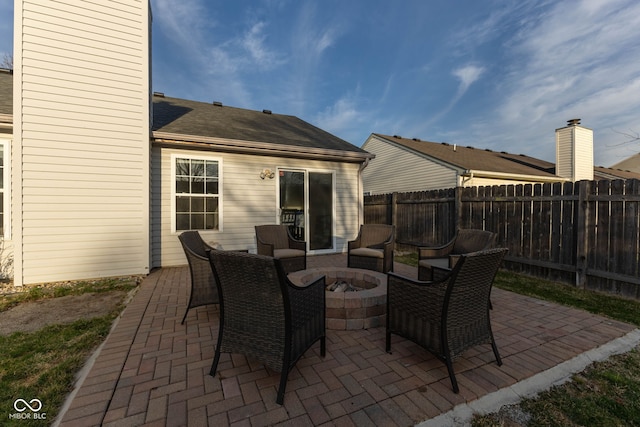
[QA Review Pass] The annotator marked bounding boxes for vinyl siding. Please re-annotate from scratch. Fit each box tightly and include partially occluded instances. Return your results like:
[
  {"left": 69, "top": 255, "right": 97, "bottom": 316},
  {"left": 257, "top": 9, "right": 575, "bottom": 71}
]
[
  {"left": 152, "top": 146, "right": 362, "bottom": 267},
  {"left": 574, "top": 126, "right": 594, "bottom": 180},
  {"left": 556, "top": 127, "right": 574, "bottom": 180},
  {"left": 362, "top": 135, "right": 457, "bottom": 194},
  {"left": 556, "top": 125, "right": 593, "bottom": 181},
  {"left": 14, "top": 0, "right": 150, "bottom": 284}
]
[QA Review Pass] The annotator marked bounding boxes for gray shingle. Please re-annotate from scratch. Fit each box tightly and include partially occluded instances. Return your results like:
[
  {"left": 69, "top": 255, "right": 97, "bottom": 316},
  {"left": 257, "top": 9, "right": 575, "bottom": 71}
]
[{"left": 153, "top": 94, "right": 367, "bottom": 153}]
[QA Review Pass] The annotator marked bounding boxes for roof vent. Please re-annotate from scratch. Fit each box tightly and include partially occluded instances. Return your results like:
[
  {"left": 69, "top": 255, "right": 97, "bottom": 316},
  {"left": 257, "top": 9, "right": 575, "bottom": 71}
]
[
  {"left": 567, "top": 118, "right": 581, "bottom": 126},
  {"left": 467, "top": 146, "right": 474, "bottom": 150},
  {"left": 440, "top": 142, "right": 449, "bottom": 146},
  {"left": 153, "top": 91, "right": 165, "bottom": 97},
  {"left": 393, "top": 135, "right": 402, "bottom": 139},
  {"left": 412, "top": 137, "right": 421, "bottom": 141},
  {"left": 213, "top": 101, "right": 223, "bottom": 107},
  {"left": 262, "top": 109, "right": 272, "bottom": 114}
]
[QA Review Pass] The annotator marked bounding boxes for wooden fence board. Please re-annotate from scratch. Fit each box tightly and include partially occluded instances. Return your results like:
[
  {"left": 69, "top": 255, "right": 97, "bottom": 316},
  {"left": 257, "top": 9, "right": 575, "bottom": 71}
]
[{"left": 363, "top": 178, "right": 640, "bottom": 299}]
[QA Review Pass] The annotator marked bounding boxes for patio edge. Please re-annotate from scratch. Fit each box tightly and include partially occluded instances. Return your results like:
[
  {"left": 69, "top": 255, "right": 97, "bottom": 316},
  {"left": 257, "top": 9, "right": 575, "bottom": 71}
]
[{"left": 417, "top": 328, "right": 640, "bottom": 427}]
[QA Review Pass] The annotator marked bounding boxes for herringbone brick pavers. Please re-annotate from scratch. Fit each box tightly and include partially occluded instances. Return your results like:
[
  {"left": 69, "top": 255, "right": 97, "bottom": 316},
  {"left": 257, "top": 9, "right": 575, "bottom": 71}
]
[{"left": 58, "top": 254, "right": 636, "bottom": 426}]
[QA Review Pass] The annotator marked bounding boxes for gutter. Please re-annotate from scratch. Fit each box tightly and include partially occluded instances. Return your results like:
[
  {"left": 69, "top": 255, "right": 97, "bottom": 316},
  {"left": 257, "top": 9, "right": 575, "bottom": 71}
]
[
  {"left": 358, "top": 157, "right": 372, "bottom": 226},
  {"left": 152, "top": 131, "right": 374, "bottom": 163},
  {"left": 460, "top": 169, "right": 568, "bottom": 184}
]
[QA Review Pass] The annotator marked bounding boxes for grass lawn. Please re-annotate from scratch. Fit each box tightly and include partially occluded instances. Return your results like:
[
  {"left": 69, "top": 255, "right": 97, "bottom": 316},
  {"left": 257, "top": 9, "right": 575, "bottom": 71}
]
[
  {"left": 394, "top": 252, "right": 640, "bottom": 426},
  {"left": 0, "top": 278, "right": 139, "bottom": 426}
]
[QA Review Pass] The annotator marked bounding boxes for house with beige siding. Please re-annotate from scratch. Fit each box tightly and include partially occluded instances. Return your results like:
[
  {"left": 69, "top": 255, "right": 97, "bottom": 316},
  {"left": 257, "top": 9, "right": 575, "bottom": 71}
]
[
  {"left": 362, "top": 122, "right": 640, "bottom": 195},
  {"left": 2, "top": 1, "right": 373, "bottom": 287}
]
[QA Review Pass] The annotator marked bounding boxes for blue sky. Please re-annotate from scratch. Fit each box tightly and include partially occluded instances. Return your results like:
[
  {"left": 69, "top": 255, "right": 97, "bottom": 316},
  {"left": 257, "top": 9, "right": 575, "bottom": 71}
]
[{"left": 2, "top": 0, "right": 640, "bottom": 167}]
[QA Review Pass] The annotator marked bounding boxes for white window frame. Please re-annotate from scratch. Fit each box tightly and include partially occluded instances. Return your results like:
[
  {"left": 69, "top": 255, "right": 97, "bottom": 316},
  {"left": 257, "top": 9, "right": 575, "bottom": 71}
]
[
  {"left": 171, "top": 153, "right": 223, "bottom": 233},
  {"left": 0, "top": 139, "right": 9, "bottom": 239}
]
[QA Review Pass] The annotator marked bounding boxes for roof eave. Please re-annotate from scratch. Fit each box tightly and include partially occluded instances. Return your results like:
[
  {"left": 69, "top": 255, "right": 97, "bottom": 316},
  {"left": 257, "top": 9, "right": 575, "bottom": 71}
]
[
  {"left": 152, "top": 131, "right": 375, "bottom": 163},
  {"left": 461, "top": 169, "right": 567, "bottom": 182},
  {"left": 0, "top": 113, "right": 12, "bottom": 129}
]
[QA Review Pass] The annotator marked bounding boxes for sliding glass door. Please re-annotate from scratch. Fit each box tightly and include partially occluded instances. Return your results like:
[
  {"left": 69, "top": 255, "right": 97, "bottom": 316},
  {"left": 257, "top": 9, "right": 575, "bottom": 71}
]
[{"left": 278, "top": 169, "right": 334, "bottom": 253}]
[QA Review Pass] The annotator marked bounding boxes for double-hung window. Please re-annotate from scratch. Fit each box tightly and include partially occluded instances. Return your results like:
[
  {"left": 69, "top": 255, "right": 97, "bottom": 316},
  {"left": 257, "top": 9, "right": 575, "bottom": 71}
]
[{"left": 173, "top": 155, "right": 221, "bottom": 231}]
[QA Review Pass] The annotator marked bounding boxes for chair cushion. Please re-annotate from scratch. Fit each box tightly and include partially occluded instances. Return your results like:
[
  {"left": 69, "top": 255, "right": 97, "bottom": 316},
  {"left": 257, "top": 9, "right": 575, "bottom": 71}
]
[
  {"left": 350, "top": 247, "right": 384, "bottom": 259},
  {"left": 274, "top": 249, "right": 305, "bottom": 259},
  {"left": 418, "top": 258, "right": 449, "bottom": 269}
]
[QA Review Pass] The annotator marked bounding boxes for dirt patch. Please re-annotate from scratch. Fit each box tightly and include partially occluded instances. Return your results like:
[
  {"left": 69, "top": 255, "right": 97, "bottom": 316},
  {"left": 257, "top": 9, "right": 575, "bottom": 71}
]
[{"left": 0, "top": 291, "right": 129, "bottom": 336}]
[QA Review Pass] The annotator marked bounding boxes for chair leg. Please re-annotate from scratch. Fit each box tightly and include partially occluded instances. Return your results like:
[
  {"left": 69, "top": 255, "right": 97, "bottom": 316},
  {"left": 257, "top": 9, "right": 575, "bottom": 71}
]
[
  {"left": 181, "top": 307, "right": 189, "bottom": 325},
  {"left": 209, "top": 349, "right": 221, "bottom": 376},
  {"left": 444, "top": 358, "right": 460, "bottom": 393},
  {"left": 385, "top": 331, "right": 391, "bottom": 353},
  {"left": 276, "top": 370, "right": 289, "bottom": 405},
  {"left": 491, "top": 335, "right": 502, "bottom": 366},
  {"left": 320, "top": 336, "right": 326, "bottom": 357}
]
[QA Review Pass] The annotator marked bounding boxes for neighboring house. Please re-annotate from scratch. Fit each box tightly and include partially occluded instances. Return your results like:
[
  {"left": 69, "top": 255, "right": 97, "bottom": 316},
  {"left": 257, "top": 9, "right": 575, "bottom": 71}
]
[
  {"left": 362, "top": 120, "right": 640, "bottom": 195},
  {"left": 611, "top": 153, "right": 640, "bottom": 175},
  {"left": 3, "top": 1, "right": 373, "bottom": 286}
]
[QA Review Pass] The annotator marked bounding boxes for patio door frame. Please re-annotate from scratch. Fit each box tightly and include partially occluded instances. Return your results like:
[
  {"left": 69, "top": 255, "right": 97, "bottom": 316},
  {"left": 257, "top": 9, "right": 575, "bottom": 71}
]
[{"left": 276, "top": 167, "right": 336, "bottom": 255}]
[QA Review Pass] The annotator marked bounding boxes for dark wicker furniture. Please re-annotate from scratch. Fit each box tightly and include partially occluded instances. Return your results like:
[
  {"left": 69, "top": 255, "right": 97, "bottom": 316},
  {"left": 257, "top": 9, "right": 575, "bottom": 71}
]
[
  {"left": 347, "top": 224, "right": 395, "bottom": 273},
  {"left": 418, "top": 229, "right": 496, "bottom": 281},
  {"left": 255, "top": 224, "right": 306, "bottom": 274},
  {"left": 386, "top": 248, "right": 508, "bottom": 393},
  {"left": 207, "top": 250, "right": 326, "bottom": 405},
  {"left": 178, "top": 231, "right": 219, "bottom": 324}
]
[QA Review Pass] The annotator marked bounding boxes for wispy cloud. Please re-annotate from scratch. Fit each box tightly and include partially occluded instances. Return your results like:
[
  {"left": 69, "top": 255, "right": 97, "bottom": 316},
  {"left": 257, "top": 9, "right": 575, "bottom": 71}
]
[
  {"left": 450, "top": 0, "right": 640, "bottom": 165},
  {"left": 286, "top": 2, "right": 345, "bottom": 114},
  {"left": 152, "top": 0, "right": 286, "bottom": 106},
  {"left": 453, "top": 65, "right": 485, "bottom": 96},
  {"left": 424, "top": 64, "right": 486, "bottom": 127},
  {"left": 241, "top": 22, "right": 285, "bottom": 69}
]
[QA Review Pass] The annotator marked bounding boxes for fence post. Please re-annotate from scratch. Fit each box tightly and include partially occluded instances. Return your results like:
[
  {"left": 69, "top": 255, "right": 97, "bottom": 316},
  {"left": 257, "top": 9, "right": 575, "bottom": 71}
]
[
  {"left": 391, "top": 192, "right": 398, "bottom": 227},
  {"left": 575, "top": 181, "right": 589, "bottom": 288},
  {"left": 455, "top": 186, "right": 462, "bottom": 230}
]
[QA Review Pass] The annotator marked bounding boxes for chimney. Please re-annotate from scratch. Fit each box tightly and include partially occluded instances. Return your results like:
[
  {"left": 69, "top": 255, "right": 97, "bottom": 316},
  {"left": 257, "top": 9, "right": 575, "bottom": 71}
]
[{"left": 555, "top": 119, "right": 593, "bottom": 181}]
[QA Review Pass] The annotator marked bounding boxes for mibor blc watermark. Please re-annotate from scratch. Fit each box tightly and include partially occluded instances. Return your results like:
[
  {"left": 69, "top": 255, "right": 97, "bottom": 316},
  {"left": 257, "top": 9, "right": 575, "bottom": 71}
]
[{"left": 9, "top": 398, "right": 46, "bottom": 421}]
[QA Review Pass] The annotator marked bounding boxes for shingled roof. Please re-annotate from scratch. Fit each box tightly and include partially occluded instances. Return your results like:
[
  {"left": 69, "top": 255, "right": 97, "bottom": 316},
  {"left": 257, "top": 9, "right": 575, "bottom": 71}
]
[
  {"left": 374, "top": 133, "right": 640, "bottom": 181},
  {"left": 152, "top": 94, "right": 371, "bottom": 161},
  {"left": 0, "top": 74, "right": 371, "bottom": 161}
]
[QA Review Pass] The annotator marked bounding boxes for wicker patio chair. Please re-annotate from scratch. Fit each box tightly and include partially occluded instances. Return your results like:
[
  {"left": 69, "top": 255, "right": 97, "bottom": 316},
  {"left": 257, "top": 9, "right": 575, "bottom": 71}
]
[
  {"left": 208, "top": 250, "right": 326, "bottom": 405},
  {"left": 347, "top": 224, "right": 395, "bottom": 273},
  {"left": 386, "top": 247, "right": 508, "bottom": 393},
  {"left": 178, "top": 231, "right": 219, "bottom": 324},
  {"left": 418, "top": 229, "right": 496, "bottom": 281},
  {"left": 255, "top": 224, "right": 306, "bottom": 274}
]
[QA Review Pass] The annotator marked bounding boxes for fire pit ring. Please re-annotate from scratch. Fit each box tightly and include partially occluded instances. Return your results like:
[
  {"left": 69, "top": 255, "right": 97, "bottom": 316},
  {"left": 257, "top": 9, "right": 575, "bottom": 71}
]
[{"left": 288, "top": 267, "right": 387, "bottom": 330}]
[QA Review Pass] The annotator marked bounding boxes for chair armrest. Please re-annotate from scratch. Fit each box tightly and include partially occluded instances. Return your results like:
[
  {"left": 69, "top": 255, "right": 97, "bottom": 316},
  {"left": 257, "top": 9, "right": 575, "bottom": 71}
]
[
  {"left": 387, "top": 273, "right": 447, "bottom": 314},
  {"left": 185, "top": 245, "right": 208, "bottom": 262},
  {"left": 348, "top": 236, "right": 361, "bottom": 251},
  {"left": 287, "top": 274, "right": 326, "bottom": 325},
  {"left": 286, "top": 229, "right": 306, "bottom": 251},
  {"left": 418, "top": 238, "right": 456, "bottom": 259},
  {"left": 256, "top": 236, "right": 275, "bottom": 256}
]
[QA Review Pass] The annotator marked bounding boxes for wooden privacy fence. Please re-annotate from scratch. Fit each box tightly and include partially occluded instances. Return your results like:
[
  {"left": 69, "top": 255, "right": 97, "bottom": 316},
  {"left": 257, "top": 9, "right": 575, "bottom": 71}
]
[{"left": 364, "top": 179, "right": 640, "bottom": 299}]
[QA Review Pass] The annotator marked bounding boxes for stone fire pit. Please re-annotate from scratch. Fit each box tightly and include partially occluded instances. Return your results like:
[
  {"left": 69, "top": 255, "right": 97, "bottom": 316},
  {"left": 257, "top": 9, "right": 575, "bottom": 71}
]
[{"left": 288, "top": 267, "right": 387, "bottom": 330}]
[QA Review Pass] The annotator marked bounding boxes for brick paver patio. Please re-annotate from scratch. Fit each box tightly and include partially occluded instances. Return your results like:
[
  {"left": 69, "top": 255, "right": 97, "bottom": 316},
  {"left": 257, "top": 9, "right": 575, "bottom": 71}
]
[{"left": 57, "top": 254, "right": 637, "bottom": 426}]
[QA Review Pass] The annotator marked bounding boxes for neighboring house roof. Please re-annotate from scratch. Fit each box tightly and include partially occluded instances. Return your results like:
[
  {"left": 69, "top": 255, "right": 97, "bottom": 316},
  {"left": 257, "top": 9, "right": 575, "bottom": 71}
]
[
  {"left": 611, "top": 153, "right": 640, "bottom": 175},
  {"left": 152, "top": 94, "right": 372, "bottom": 163},
  {"left": 372, "top": 133, "right": 640, "bottom": 181}
]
